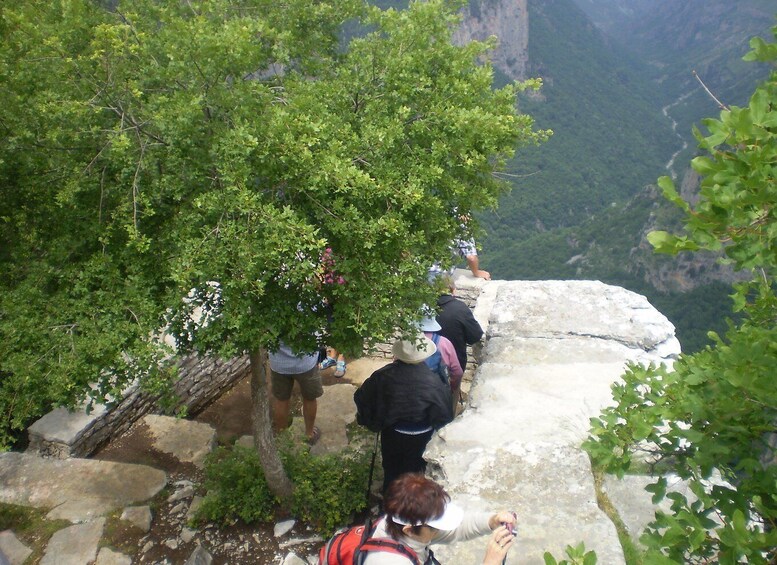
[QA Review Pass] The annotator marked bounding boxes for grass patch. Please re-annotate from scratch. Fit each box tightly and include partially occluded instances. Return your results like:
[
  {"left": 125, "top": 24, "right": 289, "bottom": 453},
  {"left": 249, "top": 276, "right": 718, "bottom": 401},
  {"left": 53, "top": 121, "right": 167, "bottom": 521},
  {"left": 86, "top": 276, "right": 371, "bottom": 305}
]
[
  {"left": 100, "top": 509, "right": 143, "bottom": 556},
  {"left": 0, "top": 502, "right": 71, "bottom": 562}
]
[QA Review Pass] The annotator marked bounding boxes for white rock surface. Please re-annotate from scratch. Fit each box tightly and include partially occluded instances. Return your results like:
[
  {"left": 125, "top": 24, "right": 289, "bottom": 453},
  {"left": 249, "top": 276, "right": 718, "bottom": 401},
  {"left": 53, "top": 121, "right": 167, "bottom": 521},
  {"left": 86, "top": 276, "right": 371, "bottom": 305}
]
[
  {"left": 0, "top": 453, "right": 166, "bottom": 522},
  {"left": 426, "top": 280, "right": 680, "bottom": 564},
  {"left": 120, "top": 505, "right": 153, "bottom": 532},
  {"left": 274, "top": 519, "right": 296, "bottom": 538},
  {"left": 95, "top": 547, "right": 133, "bottom": 565}
]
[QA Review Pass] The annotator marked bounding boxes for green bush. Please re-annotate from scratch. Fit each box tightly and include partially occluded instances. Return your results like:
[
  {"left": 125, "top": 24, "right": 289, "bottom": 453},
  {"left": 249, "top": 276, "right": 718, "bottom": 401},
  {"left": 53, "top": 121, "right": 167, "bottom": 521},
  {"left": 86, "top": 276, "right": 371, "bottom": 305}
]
[
  {"left": 281, "top": 438, "right": 372, "bottom": 535},
  {"left": 195, "top": 438, "right": 372, "bottom": 535},
  {"left": 196, "top": 445, "right": 278, "bottom": 525}
]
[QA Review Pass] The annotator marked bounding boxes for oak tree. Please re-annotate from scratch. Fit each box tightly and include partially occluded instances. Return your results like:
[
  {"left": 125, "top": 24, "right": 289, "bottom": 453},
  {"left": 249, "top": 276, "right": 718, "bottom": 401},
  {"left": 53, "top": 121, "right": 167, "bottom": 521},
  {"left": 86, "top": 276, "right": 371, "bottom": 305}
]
[{"left": 0, "top": 0, "right": 547, "bottom": 499}]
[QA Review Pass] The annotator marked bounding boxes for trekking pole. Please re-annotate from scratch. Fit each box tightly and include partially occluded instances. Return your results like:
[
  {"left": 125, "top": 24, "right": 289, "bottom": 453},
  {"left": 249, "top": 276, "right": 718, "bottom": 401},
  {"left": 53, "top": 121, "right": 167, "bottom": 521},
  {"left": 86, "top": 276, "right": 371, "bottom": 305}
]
[{"left": 366, "top": 431, "right": 380, "bottom": 509}]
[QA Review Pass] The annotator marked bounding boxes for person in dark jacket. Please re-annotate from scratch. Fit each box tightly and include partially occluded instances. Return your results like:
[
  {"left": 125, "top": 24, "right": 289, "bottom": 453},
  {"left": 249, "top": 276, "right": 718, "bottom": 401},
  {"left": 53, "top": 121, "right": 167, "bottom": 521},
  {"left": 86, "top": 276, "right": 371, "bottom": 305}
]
[
  {"left": 354, "top": 333, "right": 454, "bottom": 493},
  {"left": 436, "top": 277, "right": 484, "bottom": 372}
]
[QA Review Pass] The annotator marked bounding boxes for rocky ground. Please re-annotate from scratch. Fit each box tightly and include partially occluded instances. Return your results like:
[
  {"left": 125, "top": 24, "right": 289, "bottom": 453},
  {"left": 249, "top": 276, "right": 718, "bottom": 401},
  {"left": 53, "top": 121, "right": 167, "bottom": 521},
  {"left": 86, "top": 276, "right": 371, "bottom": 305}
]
[{"left": 96, "top": 367, "right": 364, "bottom": 565}]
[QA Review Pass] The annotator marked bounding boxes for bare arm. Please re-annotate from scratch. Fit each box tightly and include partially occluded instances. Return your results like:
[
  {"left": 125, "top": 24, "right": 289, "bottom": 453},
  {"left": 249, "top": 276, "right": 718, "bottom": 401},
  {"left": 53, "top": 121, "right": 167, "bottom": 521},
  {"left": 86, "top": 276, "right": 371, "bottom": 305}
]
[{"left": 466, "top": 254, "right": 490, "bottom": 280}]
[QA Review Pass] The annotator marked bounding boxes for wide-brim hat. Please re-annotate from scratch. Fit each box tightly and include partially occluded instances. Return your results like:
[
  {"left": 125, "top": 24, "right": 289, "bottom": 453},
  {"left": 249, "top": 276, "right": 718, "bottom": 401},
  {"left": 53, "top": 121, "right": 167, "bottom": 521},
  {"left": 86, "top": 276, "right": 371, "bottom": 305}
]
[
  {"left": 418, "top": 315, "right": 442, "bottom": 333},
  {"left": 391, "top": 501, "right": 464, "bottom": 531},
  {"left": 392, "top": 334, "right": 436, "bottom": 364}
]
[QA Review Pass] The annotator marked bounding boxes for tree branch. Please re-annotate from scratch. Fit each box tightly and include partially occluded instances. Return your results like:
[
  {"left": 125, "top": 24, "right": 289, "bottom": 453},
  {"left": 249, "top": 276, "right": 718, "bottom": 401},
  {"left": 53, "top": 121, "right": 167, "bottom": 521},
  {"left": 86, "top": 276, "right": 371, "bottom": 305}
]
[{"left": 692, "top": 70, "right": 730, "bottom": 111}]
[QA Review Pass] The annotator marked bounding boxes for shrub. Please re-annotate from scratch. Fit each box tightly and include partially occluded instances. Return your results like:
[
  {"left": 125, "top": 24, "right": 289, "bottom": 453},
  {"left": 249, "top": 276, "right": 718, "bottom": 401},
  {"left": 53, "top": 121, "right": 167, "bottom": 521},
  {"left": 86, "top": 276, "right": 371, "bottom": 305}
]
[{"left": 195, "top": 437, "right": 372, "bottom": 535}]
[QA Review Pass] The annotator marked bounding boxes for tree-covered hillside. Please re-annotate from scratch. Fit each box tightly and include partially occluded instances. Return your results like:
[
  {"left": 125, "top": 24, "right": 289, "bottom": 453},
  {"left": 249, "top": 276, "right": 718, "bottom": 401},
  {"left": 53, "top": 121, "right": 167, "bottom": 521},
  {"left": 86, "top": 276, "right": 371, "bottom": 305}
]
[
  {"left": 480, "top": 0, "right": 676, "bottom": 263},
  {"left": 478, "top": 0, "right": 773, "bottom": 352},
  {"left": 573, "top": 0, "right": 774, "bottom": 168}
]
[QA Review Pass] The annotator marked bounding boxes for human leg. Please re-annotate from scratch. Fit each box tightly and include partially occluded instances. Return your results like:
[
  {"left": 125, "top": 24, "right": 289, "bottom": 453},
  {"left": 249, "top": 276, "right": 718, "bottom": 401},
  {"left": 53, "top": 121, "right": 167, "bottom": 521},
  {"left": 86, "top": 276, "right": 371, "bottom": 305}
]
[
  {"left": 273, "top": 398, "right": 291, "bottom": 432},
  {"left": 334, "top": 353, "right": 346, "bottom": 378},
  {"left": 380, "top": 428, "right": 434, "bottom": 493},
  {"left": 270, "top": 369, "right": 294, "bottom": 432},
  {"left": 296, "top": 366, "right": 324, "bottom": 443}
]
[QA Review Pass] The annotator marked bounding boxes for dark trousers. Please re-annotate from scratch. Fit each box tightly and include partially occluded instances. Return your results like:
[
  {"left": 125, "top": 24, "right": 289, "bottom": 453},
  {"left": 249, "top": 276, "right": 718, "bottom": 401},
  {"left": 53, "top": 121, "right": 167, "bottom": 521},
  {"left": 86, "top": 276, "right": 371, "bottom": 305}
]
[{"left": 380, "top": 427, "right": 434, "bottom": 494}]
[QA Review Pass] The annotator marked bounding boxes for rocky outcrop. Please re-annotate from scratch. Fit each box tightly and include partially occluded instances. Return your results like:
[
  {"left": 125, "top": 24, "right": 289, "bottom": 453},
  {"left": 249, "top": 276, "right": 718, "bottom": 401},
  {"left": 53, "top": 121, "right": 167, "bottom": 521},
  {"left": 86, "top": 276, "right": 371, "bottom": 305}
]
[
  {"left": 425, "top": 277, "right": 680, "bottom": 563},
  {"left": 0, "top": 452, "right": 166, "bottom": 522},
  {"left": 2, "top": 273, "right": 685, "bottom": 563},
  {"left": 455, "top": 0, "right": 529, "bottom": 81}
]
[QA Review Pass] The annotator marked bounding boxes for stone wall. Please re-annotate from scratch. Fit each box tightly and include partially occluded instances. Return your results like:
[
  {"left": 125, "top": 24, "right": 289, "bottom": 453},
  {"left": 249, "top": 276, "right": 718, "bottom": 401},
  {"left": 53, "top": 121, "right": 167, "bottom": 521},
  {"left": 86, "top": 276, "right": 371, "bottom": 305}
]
[
  {"left": 365, "top": 270, "right": 485, "bottom": 379},
  {"left": 27, "top": 354, "right": 250, "bottom": 459}
]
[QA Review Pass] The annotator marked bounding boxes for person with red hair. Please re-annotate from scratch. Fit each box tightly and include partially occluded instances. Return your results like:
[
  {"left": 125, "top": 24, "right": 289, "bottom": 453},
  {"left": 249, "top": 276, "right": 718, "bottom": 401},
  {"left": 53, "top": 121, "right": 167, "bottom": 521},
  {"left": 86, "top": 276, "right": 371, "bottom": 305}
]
[{"left": 363, "top": 473, "right": 516, "bottom": 565}]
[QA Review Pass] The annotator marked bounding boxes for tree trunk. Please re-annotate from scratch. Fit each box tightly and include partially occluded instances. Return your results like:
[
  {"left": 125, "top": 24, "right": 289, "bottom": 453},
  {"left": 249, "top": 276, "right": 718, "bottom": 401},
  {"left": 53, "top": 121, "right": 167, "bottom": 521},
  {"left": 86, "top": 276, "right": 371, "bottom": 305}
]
[{"left": 249, "top": 347, "right": 294, "bottom": 501}]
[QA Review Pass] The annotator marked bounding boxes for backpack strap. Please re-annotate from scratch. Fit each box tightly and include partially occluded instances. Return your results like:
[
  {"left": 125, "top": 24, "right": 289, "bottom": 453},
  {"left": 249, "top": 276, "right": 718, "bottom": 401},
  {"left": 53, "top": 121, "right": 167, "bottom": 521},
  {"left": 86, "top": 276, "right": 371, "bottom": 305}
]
[{"left": 355, "top": 538, "right": 420, "bottom": 565}]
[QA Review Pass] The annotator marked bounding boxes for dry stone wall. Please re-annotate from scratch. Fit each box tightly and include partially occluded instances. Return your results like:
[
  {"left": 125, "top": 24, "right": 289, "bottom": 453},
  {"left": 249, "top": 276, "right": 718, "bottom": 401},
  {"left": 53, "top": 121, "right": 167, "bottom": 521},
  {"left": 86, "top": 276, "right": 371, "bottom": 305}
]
[{"left": 27, "top": 354, "right": 249, "bottom": 459}]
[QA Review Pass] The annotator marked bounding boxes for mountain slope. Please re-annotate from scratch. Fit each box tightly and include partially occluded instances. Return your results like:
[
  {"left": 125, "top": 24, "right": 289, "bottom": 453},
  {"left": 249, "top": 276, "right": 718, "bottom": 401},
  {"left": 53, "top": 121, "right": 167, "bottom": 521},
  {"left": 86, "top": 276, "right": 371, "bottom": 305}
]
[{"left": 480, "top": 0, "right": 675, "bottom": 259}]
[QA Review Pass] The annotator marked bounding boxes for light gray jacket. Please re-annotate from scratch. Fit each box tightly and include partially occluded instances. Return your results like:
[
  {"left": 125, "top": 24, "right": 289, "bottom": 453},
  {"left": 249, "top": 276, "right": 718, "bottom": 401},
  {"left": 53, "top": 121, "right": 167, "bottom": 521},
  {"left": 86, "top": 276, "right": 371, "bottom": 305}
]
[{"left": 362, "top": 511, "right": 492, "bottom": 564}]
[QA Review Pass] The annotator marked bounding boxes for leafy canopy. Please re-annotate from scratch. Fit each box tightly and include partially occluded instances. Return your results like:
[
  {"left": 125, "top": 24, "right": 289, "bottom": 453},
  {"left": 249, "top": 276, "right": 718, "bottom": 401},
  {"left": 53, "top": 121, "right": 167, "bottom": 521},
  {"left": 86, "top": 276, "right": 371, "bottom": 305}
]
[
  {"left": 585, "top": 25, "right": 777, "bottom": 564},
  {"left": 0, "top": 0, "right": 547, "bottom": 447}
]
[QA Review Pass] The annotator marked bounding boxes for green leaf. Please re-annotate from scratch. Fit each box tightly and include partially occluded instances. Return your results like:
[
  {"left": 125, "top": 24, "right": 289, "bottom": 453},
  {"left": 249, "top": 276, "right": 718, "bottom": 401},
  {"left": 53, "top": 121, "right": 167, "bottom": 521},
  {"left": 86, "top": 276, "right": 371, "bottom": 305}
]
[{"left": 657, "top": 176, "right": 691, "bottom": 212}]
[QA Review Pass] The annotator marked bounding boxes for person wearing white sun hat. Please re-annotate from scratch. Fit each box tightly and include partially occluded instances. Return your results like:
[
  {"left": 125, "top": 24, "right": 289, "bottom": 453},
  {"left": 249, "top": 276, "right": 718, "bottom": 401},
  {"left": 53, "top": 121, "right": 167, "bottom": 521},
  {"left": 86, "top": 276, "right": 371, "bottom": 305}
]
[
  {"left": 361, "top": 473, "right": 517, "bottom": 565},
  {"left": 354, "top": 333, "right": 454, "bottom": 493}
]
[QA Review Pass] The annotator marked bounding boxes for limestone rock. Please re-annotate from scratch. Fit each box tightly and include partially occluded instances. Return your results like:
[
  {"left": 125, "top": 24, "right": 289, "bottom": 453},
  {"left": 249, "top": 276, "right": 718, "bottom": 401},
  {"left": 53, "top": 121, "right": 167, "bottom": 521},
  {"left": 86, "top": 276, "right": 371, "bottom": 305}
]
[
  {"left": 0, "top": 530, "right": 32, "bottom": 565},
  {"left": 0, "top": 453, "right": 166, "bottom": 522},
  {"left": 95, "top": 547, "right": 132, "bottom": 565},
  {"left": 40, "top": 518, "right": 105, "bottom": 565},
  {"left": 186, "top": 495, "right": 204, "bottom": 523},
  {"left": 310, "top": 383, "right": 358, "bottom": 456},
  {"left": 143, "top": 414, "right": 216, "bottom": 468},
  {"left": 280, "top": 552, "right": 309, "bottom": 565},
  {"left": 274, "top": 519, "right": 296, "bottom": 537},
  {"left": 181, "top": 526, "right": 197, "bottom": 544},
  {"left": 120, "top": 505, "right": 152, "bottom": 532},
  {"left": 425, "top": 280, "right": 680, "bottom": 564},
  {"left": 185, "top": 544, "right": 213, "bottom": 565}
]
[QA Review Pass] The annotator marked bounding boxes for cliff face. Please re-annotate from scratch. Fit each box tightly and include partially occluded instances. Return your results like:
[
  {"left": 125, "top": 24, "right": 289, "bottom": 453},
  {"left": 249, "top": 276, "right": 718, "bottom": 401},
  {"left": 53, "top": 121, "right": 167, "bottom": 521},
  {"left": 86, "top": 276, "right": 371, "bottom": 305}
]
[
  {"left": 427, "top": 275, "right": 680, "bottom": 563},
  {"left": 454, "top": 0, "right": 529, "bottom": 81}
]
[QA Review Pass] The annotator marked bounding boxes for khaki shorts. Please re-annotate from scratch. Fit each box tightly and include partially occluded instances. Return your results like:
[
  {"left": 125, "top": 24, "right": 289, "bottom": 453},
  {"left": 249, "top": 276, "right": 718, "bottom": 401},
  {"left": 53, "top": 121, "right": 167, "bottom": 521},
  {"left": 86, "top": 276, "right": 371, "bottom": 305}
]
[{"left": 270, "top": 366, "right": 323, "bottom": 401}]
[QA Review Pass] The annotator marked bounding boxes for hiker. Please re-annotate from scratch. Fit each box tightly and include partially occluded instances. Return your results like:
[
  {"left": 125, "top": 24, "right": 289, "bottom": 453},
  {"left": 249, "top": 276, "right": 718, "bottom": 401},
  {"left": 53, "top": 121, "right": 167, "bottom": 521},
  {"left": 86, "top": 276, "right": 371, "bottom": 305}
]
[
  {"left": 354, "top": 334, "right": 453, "bottom": 493},
  {"left": 419, "top": 314, "right": 463, "bottom": 414},
  {"left": 428, "top": 213, "right": 491, "bottom": 282},
  {"left": 269, "top": 341, "right": 323, "bottom": 445},
  {"left": 320, "top": 347, "right": 347, "bottom": 378},
  {"left": 435, "top": 275, "right": 484, "bottom": 375},
  {"left": 318, "top": 247, "right": 347, "bottom": 377},
  {"left": 365, "top": 473, "right": 516, "bottom": 565},
  {"left": 454, "top": 235, "right": 491, "bottom": 281}
]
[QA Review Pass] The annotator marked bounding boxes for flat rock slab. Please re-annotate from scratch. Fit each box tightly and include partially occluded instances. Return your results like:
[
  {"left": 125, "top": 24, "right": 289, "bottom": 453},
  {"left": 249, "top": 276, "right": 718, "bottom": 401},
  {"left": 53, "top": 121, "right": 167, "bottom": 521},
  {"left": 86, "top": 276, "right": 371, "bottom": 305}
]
[
  {"left": 336, "top": 357, "right": 389, "bottom": 387},
  {"left": 142, "top": 414, "right": 216, "bottom": 468},
  {"left": 425, "top": 281, "right": 680, "bottom": 564},
  {"left": 0, "top": 530, "right": 32, "bottom": 565},
  {"left": 0, "top": 452, "right": 166, "bottom": 522},
  {"left": 40, "top": 518, "right": 105, "bottom": 565},
  {"left": 488, "top": 280, "right": 680, "bottom": 358},
  {"left": 27, "top": 404, "right": 107, "bottom": 448},
  {"left": 95, "top": 546, "right": 132, "bottom": 565}
]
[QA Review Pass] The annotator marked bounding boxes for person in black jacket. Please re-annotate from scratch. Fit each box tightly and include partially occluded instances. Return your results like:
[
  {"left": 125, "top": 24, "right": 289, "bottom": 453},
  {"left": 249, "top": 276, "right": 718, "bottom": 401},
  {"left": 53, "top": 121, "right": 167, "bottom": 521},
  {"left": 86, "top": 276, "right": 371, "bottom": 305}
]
[
  {"left": 354, "top": 333, "right": 454, "bottom": 493},
  {"left": 436, "top": 277, "right": 484, "bottom": 372}
]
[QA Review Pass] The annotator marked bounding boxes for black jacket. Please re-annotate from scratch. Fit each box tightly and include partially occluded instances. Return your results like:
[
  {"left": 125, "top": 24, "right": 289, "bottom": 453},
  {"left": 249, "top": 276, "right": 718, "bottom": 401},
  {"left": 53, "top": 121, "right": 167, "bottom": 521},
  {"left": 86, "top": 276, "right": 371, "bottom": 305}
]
[
  {"left": 354, "top": 361, "right": 453, "bottom": 433},
  {"left": 436, "top": 294, "right": 483, "bottom": 370}
]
